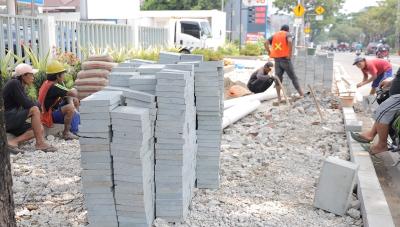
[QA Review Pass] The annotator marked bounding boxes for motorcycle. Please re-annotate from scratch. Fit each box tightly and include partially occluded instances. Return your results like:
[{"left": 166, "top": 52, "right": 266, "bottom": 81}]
[{"left": 355, "top": 49, "right": 361, "bottom": 56}]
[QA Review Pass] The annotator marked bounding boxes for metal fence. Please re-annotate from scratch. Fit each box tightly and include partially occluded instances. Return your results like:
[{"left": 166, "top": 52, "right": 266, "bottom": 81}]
[
  {"left": 138, "top": 26, "right": 169, "bottom": 49},
  {"left": 1, "top": 14, "right": 170, "bottom": 61},
  {"left": 56, "top": 21, "right": 134, "bottom": 60},
  {"left": 0, "top": 14, "right": 46, "bottom": 59}
]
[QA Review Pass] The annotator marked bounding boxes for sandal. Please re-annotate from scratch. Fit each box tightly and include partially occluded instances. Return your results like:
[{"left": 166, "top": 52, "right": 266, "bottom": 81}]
[
  {"left": 7, "top": 145, "right": 24, "bottom": 155},
  {"left": 350, "top": 132, "right": 372, "bottom": 143}
]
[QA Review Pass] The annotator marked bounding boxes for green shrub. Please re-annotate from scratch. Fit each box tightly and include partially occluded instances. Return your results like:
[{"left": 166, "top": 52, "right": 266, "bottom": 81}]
[
  {"left": 217, "top": 42, "right": 240, "bottom": 56},
  {"left": 240, "top": 43, "right": 263, "bottom": 56},
  {"left": 191, "top": 48, "right": 223, "bottom": 61}
]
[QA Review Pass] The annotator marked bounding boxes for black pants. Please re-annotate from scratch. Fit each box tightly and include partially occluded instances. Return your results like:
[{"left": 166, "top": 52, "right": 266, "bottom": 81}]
[
  {"left": 274, "top": 58, "right": 302, "bottom": 92},
  {"left": 5, "top": 108, "right": 31, "bottom": 136}
]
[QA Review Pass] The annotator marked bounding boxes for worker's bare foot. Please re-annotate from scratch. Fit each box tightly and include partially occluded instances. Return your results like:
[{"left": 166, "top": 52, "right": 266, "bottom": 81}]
[
  {"left": 62, "top": 132, "right": 79, "bottom": 140},
  {"left": 36, "top": 143, "right": 57, "bottom": 153},
  {"left": 370, "top": 144, "right": 388, "bottom": 155},
  {"left": 8, "top": 140, "right": 19, "bottom": 149}
]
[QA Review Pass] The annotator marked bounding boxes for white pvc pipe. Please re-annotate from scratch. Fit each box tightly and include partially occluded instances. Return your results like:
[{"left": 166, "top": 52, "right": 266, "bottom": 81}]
[
  {"left": 222, "top": 100, "right": 261, "bottom": 129},
  {"left": 224, "top": 88, "right": 277, "bottom": 110}
]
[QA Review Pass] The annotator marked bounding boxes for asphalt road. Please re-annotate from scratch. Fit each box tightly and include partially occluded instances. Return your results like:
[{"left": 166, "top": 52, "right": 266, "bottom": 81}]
[{"left": 333, "top": 52, "right": 400, "bottom": 96}]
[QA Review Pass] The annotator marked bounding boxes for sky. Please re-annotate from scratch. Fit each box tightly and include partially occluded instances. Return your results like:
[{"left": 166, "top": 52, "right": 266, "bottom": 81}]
[{"left": 341, "top": 0, "right": 379, "bottom": 13}]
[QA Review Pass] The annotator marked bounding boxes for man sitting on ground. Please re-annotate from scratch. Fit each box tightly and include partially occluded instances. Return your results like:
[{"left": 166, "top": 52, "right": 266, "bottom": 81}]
[
  {"left": 38, "top": 60, "right": 80, "bottom": 140},
  {"left": 351, "top": 68, "right": 400, "bottom": 154},
  {"left": 3, "top": 64, "right": 56, "bottom": 153}
]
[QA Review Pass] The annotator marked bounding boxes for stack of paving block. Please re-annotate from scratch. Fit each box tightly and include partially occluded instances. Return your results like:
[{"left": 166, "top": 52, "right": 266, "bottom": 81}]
[
  {"left": 109, "top": 71, "right": 140, "bottom": 88},
  {"left": 159, "top": 51, "right": 182, "bottom": 64},
  {"left": 129, "top": 75, "right": 157, "bottom": 95},
  {"left": 79, "top": 90, "right": 123, "bottom": 227},
  {"left": 123, "top": 89, "right": 157, "bottom": 137},
  {"left": 193, "top": 60, "right": 224, "bottom": 189},
  {"left": 111, "top": 106, "right": 155, "bottom": 227},
  {"left": 112, "top": 62, "right": 137, "bottom": 73},
  {"left": 154, "top": 68, "right": 197, "bottom": 221}
]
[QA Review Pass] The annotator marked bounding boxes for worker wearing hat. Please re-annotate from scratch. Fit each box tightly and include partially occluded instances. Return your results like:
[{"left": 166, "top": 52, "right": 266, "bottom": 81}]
[
  {"left": 38, "top": 60, "right": 80, "bottom": 140},
  {"left": 353, "top": 57, "right": 393, "bottom": 95},
  {"left": 3, "top": 63, "right": 56, "bottom": 153}
]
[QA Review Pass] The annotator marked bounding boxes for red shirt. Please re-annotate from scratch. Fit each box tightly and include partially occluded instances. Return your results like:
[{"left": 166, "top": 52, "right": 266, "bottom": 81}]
[{"left": 362, "top": 58, "right": 392, "bottom": 77}]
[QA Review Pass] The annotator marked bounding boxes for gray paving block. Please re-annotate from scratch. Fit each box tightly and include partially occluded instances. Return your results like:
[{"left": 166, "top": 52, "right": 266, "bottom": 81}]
[{"left": 314, "top": 156, "right": 358, "bottom": 215}]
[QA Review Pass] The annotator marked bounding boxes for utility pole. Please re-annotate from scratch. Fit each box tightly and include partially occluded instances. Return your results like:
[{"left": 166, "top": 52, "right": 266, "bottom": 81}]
[
  {"left": 396, "top": 0, "right": 400, "bottom": 55},
  {"left": 239, "top": 0, "right": 242, "bottom": 50},
  {"left": 6, "top": 0, "right": 16, "bottom": 15},
  {"left": 221, "top": 0, "right": 224, "bottom": 11},
  {"left": 31, "top": 0, "right": 34, "bottom": 16}
]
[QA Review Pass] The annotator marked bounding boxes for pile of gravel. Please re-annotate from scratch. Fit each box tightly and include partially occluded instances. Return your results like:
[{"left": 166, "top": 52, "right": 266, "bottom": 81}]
[
  {"left": 12, "top": 137, "right": 86, "bottom": 227},
  {"left": 11, "top": 92, "right": 362, "bottom": 227}
]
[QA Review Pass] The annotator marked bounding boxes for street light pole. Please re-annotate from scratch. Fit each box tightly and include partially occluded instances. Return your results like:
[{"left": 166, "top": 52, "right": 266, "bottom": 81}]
[
  {"left": 239, "top": 0, "right": 243, "bottom": 50},
  {"left": 396, "top": 0, "right": 400, "bottom": 55}
]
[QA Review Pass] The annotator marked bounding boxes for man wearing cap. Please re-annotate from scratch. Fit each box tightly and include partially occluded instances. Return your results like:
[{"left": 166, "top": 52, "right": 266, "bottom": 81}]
[
  {"left": 265, "top": 24, "right": 304, "bottom": 102},
  {"left": 353, "top": 57, "right": 393, "bottom": 95},
  {"left": 2, "top": 63, "right": 56, "bottom": 153},
  {"left": 351, "top": 68, "right": 400, "bottom": 154},
  {"left": 38, "top": 60, "right": 80, "bottom": 140}
]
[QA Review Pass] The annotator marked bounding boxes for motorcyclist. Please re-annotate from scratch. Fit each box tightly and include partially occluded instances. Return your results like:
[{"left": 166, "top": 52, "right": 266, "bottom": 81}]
[
  {"left": 376, "top": 38, "right": 390, "bottom": 59},
  {"left": 355, "top": 43, "right": 363, "bottom": 56}
]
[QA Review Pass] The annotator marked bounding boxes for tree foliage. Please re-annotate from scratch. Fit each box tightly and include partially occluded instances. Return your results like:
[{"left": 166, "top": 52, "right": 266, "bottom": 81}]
[
  {"left": 326, "top": 0, "right": 400, "bottom": 46},
  {"left": 273, "top": 0, "right": 345, "bottom": 42},
  {"left": 141, "top": 0, "right": 221, "bottom": 10}
]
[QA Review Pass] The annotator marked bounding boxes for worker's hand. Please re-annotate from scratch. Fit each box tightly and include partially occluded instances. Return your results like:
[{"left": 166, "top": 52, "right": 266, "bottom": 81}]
[
  {"left": 356, "top": 82, "right": 363, "bottom": 88},
  {"left": 379, "top": 78, "right": 393, "bottom": 89},
  {"left": 68, "top": 88, "right": 78, "bottom": 97}
]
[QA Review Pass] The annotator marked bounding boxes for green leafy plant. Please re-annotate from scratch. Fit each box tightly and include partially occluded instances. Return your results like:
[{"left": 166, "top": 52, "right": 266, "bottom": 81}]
[
  {"left": 240, "top": 43, "right": 263, "bottom": 56},
  {"left": 217, "top": 42, "right": 240, "bottom": 56},
  {"left": 0, "top": 51, "right": 26, "bottom": 81},
  {"left": 192, "top": 48, "right": 223, "bottom": 61},
  {"left": 23, "top": 45, "right": 50, "bottom": 72}
]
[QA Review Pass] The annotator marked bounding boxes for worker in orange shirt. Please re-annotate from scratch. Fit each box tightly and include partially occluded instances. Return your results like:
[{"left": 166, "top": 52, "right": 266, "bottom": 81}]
[{"left": 265, "top": 25, "right": 304, "bottom": 102}]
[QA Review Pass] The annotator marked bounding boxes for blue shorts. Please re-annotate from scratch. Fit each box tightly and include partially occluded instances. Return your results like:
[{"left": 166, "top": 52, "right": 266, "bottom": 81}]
[
  {"left": 372, "top": 69, "right": 393, "bottom": 88},
  {"left": 52, "top": 107, "right": 80, "bottom": 134}
]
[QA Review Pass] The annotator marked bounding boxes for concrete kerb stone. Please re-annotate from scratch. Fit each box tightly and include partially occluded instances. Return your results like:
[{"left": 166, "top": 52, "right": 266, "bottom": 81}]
[{"left": 344, "top": 107, "right": 395, "bottom": 226}]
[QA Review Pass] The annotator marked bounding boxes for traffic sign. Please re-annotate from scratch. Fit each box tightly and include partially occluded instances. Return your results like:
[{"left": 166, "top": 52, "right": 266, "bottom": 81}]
[
  {"left": 316, "top": 15, "right": 324, "bottom": 21},
  {"left": 304, "top": 27, "right": 311, "bottom": 34},
  {"left": 17, "top": 0, "right": 44, "bottom": 5},
  {"left": 315, "top": 6, "right": 325, "bottom": 15},
  {"left": 293, "top": 4, "right": 305, "bottom": 17}
]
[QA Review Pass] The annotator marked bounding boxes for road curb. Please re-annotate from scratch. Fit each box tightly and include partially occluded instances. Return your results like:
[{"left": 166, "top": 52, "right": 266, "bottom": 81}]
[{"left": 343, "top": 107, "right": 395, "bottom": 227}]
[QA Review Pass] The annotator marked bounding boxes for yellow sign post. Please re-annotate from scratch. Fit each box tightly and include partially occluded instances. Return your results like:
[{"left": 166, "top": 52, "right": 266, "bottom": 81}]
[
  {"left": 304, "top": 27, "right": 311, "bottom": 34},
  {"left": 293, "top": 4, "right": 305, "bottom": 17},
  {"left": 315, "top": 6, "right": 325, "bottom": 15}
]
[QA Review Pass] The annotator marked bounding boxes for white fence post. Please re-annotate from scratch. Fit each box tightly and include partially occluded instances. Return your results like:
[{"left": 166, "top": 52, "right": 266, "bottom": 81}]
[
  {"left": 127, "top": 19, "right": 139, "bottom": 49},
  {"left": 39, "top": 15, "right": 56, "bottom": 58}
]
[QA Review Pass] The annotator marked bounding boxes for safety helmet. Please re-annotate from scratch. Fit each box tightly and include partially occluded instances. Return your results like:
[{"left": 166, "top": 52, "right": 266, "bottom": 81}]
[{"left": 46, "top": 60, "right": 66, "bottom": 74}]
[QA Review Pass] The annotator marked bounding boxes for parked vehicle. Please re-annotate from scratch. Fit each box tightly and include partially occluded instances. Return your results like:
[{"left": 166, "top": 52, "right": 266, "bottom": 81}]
[
  {"left": 365, "top": 42, "right": 378, "bottom": 55},
  {"left": 376, "top": 43, "right": 390, "bottom": 60},
  {"left": 138, "top": 10, "right": 226, "bottom": 53}
]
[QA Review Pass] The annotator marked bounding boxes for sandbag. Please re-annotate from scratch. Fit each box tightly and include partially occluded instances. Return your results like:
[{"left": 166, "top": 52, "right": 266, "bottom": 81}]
[
  {"left": 227, "top": 85, "right": 251, "bottom": 98},
  {"left": 87, "top": 55, "right": 114, "bottom": 62},
  {"left": 77, "top": 69, "right": 110, "bottom": 79},
  {"left": 76, "top": 85, "right": 105, "bottom": 100},
  {"left": 75, "top": 78, "right": 108, "bottom": 87},
  {"left": 82, "top": 61, "right": 117, "bottom": 71}
]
